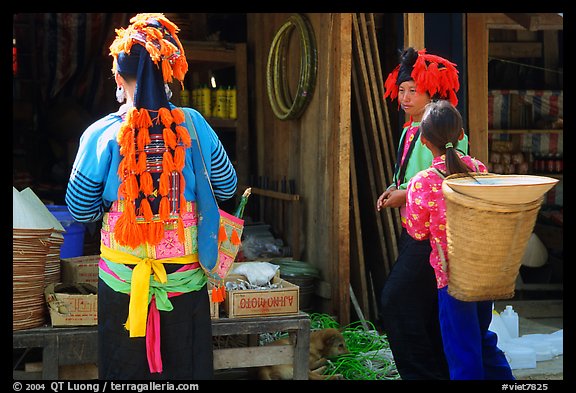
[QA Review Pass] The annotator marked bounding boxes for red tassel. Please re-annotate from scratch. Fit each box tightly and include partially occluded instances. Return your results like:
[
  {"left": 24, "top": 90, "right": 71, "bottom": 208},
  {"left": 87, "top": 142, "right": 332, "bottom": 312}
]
[
  {"left": 384, "top": 65, "right": 400, "bottom": 101},
  {"left": 218, "top": 225, "right": 227, "bottom": 242},
  {"left": 230, "top": 229, "right": 241, "bottom": 245}
]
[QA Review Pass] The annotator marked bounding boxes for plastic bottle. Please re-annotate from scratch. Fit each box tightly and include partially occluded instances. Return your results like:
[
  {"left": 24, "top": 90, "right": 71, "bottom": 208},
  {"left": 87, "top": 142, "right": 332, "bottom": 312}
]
[
  {"left": 180, "top": 87, "right": 190, "bottom": 107},
  {"left": 227, "top": 85, "right": 237, "bottom": 120},
  {"left": 200, "top": 84, "right": 212, "bottom": 117},
  {"left": 501, "top": 305, "right": 519, "bottom": 339},
  {"left": 213, "top": 85, "right": 228, "bottom": 119},
  {"left": 489, "top": 305, "right": 512, "bottom": 343}
]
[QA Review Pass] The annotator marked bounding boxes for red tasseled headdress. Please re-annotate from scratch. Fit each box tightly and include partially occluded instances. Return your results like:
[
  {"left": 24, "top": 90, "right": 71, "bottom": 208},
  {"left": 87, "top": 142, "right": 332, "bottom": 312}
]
[{"left": 384, "top": 48, "right": 460, "bottom": 106}]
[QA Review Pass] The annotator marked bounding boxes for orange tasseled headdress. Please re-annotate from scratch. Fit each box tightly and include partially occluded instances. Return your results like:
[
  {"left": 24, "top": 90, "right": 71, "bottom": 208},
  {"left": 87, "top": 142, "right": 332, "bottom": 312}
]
[
  {"left": 109, "top": 13, "right": 191, "bottom": 248},
  {"left": 384, "top": 48, "right": 460, "bottom": 106}
]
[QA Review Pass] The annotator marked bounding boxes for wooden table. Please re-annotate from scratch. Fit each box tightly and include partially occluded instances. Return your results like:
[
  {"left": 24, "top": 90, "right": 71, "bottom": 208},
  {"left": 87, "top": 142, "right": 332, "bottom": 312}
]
[
  {"left": 13, "top": 325, "right": 98, "bottom": 380},
  {"left": 13, "top": 312, "right": 311, "bottom": 380}
]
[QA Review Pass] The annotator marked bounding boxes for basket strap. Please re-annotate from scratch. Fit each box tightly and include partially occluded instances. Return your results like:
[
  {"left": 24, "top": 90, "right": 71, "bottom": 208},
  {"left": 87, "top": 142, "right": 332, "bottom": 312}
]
[
  {"left": 431, "top": 167, "right": 447, "bottom": 179},
  {"left": 435, "top": 241, "right": 448, "bottom": 273}
]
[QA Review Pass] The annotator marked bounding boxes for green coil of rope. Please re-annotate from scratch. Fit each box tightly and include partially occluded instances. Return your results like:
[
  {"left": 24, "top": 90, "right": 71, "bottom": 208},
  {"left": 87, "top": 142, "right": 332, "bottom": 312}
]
[{"left": 266, "top": 13, "right": 318, "bottom": 120}]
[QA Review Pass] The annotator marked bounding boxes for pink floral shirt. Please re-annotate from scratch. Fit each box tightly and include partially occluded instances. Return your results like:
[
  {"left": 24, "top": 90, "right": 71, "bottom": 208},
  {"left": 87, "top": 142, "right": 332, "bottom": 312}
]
[{"left": 405, "top": 154, "right": 487, "bottom": 288}]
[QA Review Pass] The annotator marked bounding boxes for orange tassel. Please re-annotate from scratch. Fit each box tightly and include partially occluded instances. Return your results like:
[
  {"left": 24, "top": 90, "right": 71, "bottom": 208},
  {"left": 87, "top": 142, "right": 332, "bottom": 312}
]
[
  {"left": 145, "top": 41, "right": 161, "bottom": 61},
  {"left": 177, "top": 217, "right": 185, "bottom": 243},
  {"left": 117, "top": 182, "right": 126, "bottom": 199},
  {"left": 161, "top": 59, "right": 173, "bottom": 83},
  {"left": 159, "top": 172, "right": 170, "bottom": 196},
  {"left": 158, "top": 107, "right": 173, "bottom": 128},
  {"left": 126, "top": 174, "right": 139, "bottom": 200},
  {"left": 218, "top": 225, "right": 228, "bottom": 242},
  {"left": 159, "top": 196, "right": 170, "bottom": 221},
  {"left": 162, "top": 151, "right": 175, "bottom": 173},
  {"left": 115, "top": 202, "right": 144, "bottom": 249},
  {"left": 139, "top": 171, "right": 154, "bottom": 195},
  {"left": 163, "top": 127, "right": 177, "bottom": 149},
  {"left": 138, "top": 108, "right": 153, "bottom": 129},
  {"left": 180, "top": 193, "right": 187, "bottom": 213},
  {"left": 211, "top": 285, "right": 225, "bottom": 303},
  {"left": 139, "top": 198, "right": 154, "bottom": 222},
  {"left": 147, "top": 221, "right": 164, "bottom": 246},
  {"left": 174, "top": 146, "right": 185, "bottom": 171},
  {"left": 118, "top": 128, "right": 134, "bottom": 156},
  {"left": 171, "top": 108, "right": 185, "bottom": 124},
  {"left": 127, "top": 152, "right": 138, "bottom": 173},
  {"left": 137, "top": 127, "right": 151, "bottom": 151},
  {"left": 175, "top": 125, "right": 191, "bottom": 147},
  {"left": 137, "top": 151, "right": 147, "bottom": 174},
  {"left": 126, "top": 106, "right": 139, "bottom": 127},
  {"left": 230, "top": 229, "right": 241, "bottom": 245}
]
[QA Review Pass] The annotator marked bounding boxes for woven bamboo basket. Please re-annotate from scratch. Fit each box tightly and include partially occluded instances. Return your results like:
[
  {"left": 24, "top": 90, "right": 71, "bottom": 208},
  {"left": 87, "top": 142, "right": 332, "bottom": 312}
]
[{"left": 442, "top": 174, "right": 545, "bottom": 302}]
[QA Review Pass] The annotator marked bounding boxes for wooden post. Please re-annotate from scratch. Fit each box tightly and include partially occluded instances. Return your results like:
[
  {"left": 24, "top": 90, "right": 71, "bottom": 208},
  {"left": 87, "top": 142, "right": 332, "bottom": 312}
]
[
  {"left": 403, "top": 13, "right": 425, "bottom": 123},
  {"left": 466, "top": 14, "right": 489, "bottom": 164},
  {"left": 404, "top": 13, "right": 425, "bottom": 50}
]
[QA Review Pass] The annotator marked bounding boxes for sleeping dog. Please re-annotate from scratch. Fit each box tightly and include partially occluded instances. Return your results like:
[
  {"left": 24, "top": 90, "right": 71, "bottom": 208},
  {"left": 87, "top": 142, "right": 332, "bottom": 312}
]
[{"left": 257, "top": 328, "right": 349, "bottom": 380}]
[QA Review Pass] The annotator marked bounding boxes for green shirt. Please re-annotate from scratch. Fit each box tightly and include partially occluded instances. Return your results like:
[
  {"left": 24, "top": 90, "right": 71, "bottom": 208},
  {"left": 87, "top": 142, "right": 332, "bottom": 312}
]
[{"left": 391, "top": 121, "right": 469, "bottom": 190}]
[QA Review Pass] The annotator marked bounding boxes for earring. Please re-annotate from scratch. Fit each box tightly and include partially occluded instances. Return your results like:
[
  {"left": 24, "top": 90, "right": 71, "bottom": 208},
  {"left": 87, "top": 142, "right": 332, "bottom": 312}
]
[
  {"left": 165, "top": 84, "right": 173, "bottom": 101},
  {"left": 116, "top": 85, "right": 126, "bottom": 103}
]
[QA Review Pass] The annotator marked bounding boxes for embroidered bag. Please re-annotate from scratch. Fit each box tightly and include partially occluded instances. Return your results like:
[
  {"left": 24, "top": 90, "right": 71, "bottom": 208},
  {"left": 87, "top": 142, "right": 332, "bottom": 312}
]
[{"left": 184, "top": 109, "right": 244, "bottom": 302}]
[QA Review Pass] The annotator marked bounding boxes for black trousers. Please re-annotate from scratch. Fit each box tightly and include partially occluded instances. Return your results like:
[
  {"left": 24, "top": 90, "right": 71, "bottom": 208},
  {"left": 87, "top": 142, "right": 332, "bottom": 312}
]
[
  {"left": 380, "top": 229, "right": 449, "bottom": 380},
  {"left": 98, "top": 265, "right": 214, "bottom": 380}
]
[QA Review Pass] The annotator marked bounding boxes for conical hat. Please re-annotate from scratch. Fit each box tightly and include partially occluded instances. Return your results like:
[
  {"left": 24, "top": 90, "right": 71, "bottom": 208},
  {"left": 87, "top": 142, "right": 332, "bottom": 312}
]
[
  {"left": 13, "top": 187, "right": 60, "bottom": 230},
  {"left": 19, "top": 187, "right": 65, "bottom": 232}
]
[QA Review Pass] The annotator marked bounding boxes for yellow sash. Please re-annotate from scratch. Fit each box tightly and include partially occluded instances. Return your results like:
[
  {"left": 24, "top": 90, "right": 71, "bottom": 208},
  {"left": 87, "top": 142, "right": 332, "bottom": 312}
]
[{"left": 100, "top": 244, "right": 199, "bottom": 337}]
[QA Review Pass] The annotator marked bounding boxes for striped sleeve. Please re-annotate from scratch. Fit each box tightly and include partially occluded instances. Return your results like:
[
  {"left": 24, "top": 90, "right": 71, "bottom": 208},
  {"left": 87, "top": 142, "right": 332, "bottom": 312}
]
[
  {"left": 210, "top": 141, "right": 237, "bottom": 201},
  {"left": 65, "top": 115, "right": 119, "bottom": 223},
  {"left": 65, "top": 167, "right": 105, "bottom": 222}
]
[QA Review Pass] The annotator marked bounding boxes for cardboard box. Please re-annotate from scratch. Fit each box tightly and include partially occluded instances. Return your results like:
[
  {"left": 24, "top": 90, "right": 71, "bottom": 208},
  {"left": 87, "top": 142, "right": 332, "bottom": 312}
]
[
  {"left": 223, "top": 275, "right": 299, "bottom": 318},
  {"left": 45, "top": 283, "right": 98, "bottom": 326},
  {"left": 61, "top": 255, "right": 99, "bottom": 285}
]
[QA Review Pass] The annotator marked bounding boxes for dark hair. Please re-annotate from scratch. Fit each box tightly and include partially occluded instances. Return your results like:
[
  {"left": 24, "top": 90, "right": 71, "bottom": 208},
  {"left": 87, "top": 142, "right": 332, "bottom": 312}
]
[
  {"left": 396, "top": 47, "right": 419, "bottom": 85},
  {"left": 420, "top": 100, "right": 473, "bottom": 177}
]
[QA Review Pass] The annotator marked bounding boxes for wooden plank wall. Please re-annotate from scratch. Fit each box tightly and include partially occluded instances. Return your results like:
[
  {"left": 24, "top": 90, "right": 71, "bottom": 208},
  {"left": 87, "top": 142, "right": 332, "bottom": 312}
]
[{"left": 247, "top": 13, "right": 352, "bottom": 323}]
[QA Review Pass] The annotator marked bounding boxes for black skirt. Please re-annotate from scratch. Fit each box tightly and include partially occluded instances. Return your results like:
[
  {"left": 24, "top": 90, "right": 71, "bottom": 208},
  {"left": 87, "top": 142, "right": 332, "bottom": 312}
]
[{"left": 98, "top": 264, "right": 214, "bottom": 380}]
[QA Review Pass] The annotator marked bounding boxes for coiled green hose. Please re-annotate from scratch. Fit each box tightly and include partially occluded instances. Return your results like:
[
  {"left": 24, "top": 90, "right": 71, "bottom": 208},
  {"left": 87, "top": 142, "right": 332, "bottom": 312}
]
[{"left": 266, "top": 13, "right": 317, "bottom": 120}]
